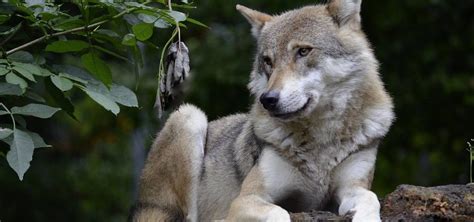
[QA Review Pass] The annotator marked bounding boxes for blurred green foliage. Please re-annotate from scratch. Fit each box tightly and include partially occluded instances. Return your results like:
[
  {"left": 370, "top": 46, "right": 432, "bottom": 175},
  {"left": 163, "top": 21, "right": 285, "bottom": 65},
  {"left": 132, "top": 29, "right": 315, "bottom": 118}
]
[{"left": 0, "top": 0, "right": 473, "bottom": 221}]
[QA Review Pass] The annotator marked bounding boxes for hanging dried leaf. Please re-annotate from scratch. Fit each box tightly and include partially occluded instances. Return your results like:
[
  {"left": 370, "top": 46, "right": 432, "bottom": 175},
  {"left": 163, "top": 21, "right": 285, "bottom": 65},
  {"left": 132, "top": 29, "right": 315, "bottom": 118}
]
[{"left": 155, "top": 41, "right": 190, "bottom": 119}]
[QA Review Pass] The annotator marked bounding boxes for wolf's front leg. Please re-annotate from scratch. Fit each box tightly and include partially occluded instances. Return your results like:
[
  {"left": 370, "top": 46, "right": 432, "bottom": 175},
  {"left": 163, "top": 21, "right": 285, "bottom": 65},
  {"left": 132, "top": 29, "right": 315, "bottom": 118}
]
[
  {"left": 226, "top": 194, "right": 290, "bottom": 222},
  {"left": 225, "top": 149, "right": 292, "bottom": 222},
  {"left": 332, "top": 146, "right": 381, "bottom": 222}
]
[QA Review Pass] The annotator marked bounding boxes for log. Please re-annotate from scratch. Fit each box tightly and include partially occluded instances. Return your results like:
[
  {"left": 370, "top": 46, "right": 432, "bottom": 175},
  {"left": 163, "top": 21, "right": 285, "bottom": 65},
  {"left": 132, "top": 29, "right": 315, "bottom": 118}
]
[
  {"left": 381, "top": 184, "right": 474, "bottom": 221},
  {"left": 289, "top": 184, "right": 474, "bottom": 222}
]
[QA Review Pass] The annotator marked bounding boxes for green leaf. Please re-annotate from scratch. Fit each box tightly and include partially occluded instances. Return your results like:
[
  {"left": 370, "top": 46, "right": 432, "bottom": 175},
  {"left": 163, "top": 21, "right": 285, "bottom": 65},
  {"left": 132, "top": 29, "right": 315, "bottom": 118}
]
[
  {"left": 83, "top": 88, "right": 120, "bottom": 115},
  {"left": 26, "top": 131, "right": 51, "bottom": 148},
  {"left": 0, "top": 14, "right": 10, "bottom": 24},
  {"left": 13, "top": 66, "right": 36, "bottom": 82},
  {"left": 24, "top": 91, "right": 46, "bottom": 103},
  {"left": 124, "top": 2, "right": 143, "bottom": 8},
  {"left": 95, "top": 29, "right": 120, "bottom": 39},
  {"left": 137, "top": 13, "right": 157, "bottom": 24},
  {"left": 0, "top": 128, "right": 13, "bottom": 140},
  {"left": 45, "top": 40, "right": 89, "bottom": 53},
  {"left": 38, "top": 67, "right": 54, "bottom": 77},
  {"left": 154, "top": 19, "right": 171, "bottom": 28},
  {"left": 13, "top": 62, "right": 43, "bottom": 76},
  {"left": 14, "top": 5, "right": 34, "bottom": 16},
  {"left": 7, "top": 51, "right": 34, "bottom": 63},
  {"left": 53, "top": 65, "right": 98, "bottom": 84},
  {"left": 0, "top": 83, "right": 22, "bottom": 96},
  {"left": 92, "top": 29, "right": 121, "bottom": 46},
  {"left": 0, "top": 22, "right": 21, "bottom": 35},
  {"left": 0, "top": 65, "right": 10, "bottom": 76},
  {"left": 45, "top": 78, "right": 76, "bottom": 120},
  {"left": 170, "top": 3, "right": 196, "bottom": 9},
  {"left": 186, "top": 17, "right": 208, "bottom": 28},
  {"left": 81, "top": 52, "right": 112, "bottom": 86},
  {"left": 110, "top": 84, "right": 138, "bottom": 107},
  {"left": 50, "top": 75, "right": 73, "bottom": 91},
  {"left": 14, "top": 115, "right": 27, "bottom": 128},
  {"left": 135, "top": 10, "right": 171, "bottom": 28},
  {"left": 168, "top": 10, "right": 187, "bottom": 22},
  {"left": 34, "top": 55, "right": 46, "bottom": 65},
  {"left": 121, "top": 33, "right": 137, "bottom": 46},
  {"left": 6, "top": 73, "right": 28, "bottom": 90},
  {"left": 132, "top": 23, "right": 154, "bottom": 41},
  {"left": 59, "top": 73, "right": 88, "bottom": 84},
  {"left": 178, "top": 22, "right": 187, "bottom": 28},
  {"left": 11, "top": 103, "right": 60, "bottom": 119},
  {"left": 156, "top": 11, "right": 177, "bottom": 25},
  {"left": 0, "top": 128, "right": 47, "bottom": 148},
  {"left": 52, "top": 16, "right": 84, "bottom": 31},
  {"left": 7, "top": 129, "right": 35, "bottom": 180}
]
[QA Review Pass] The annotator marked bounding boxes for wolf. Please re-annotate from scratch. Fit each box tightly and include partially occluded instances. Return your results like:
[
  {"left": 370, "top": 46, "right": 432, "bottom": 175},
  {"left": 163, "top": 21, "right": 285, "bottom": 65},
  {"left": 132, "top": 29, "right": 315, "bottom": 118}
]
[{"left": 130, "top": 0, "right": 394, "bottom": 221}]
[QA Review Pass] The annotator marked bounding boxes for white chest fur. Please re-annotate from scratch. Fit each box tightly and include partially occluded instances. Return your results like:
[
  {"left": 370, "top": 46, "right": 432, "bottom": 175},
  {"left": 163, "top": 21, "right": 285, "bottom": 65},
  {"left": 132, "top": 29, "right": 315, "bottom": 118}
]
[
  {"left": 258, "top": 145, "right": 340, "bottom": 211},
  {"left": 259, "top": 148, "right": 301, "bottom": 202}
]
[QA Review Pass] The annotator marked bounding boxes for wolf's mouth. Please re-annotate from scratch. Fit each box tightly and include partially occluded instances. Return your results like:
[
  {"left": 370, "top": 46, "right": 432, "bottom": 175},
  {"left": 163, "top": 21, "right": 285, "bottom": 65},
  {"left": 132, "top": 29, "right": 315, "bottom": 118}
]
[{"left": 272, "top": 98, "right": 311, "bottom": 119}]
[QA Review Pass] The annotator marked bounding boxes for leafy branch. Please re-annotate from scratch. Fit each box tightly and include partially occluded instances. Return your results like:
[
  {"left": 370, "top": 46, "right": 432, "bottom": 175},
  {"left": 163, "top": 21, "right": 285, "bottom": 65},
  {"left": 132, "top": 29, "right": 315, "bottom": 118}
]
[
  {"left": 0, "top": 1, "right": 204, "bottom": 180},
  {"left": 3, "top": 1, "right": 152, "bottom": 57}
]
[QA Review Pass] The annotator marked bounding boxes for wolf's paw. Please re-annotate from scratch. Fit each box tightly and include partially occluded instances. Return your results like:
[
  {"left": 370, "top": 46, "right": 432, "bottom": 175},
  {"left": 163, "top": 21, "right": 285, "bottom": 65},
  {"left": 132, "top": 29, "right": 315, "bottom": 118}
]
[
  {"left": 339, "top": 190, "right": 381, "bottom": 222},
  {"left": 225, "top": 205, "right": 290, "bottom": 222},
  {"left": 264, "top": 206, "right": 291, "bottom": 222}
]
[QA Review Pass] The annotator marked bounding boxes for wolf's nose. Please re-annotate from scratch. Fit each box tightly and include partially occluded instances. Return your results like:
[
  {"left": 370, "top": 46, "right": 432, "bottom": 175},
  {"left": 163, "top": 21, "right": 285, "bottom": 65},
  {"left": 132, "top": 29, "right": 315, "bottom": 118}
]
[{"left": 260, "top": 91, "right": 280, "bottom": 111}]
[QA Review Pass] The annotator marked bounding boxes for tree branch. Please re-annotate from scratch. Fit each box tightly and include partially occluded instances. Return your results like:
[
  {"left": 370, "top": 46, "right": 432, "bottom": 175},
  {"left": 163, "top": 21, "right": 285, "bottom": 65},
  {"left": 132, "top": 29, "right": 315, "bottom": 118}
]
[{"left": 4, "top": 1, "right": 151, "bottom": 56}]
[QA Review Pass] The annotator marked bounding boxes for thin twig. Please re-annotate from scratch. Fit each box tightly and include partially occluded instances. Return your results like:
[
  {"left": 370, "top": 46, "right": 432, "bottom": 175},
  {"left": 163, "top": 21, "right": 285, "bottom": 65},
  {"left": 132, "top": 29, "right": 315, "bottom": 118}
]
[
  {"left": 0, "top": 103, "right": 16, "bottom": 130},
  {"left": 168, "top": 0, "right": 181, "bottom": 48},
  {"left": 158, "top": 28, "right": 178, "bottom": 80},
  {"left": 154, "top": 28, "right": 177, "bottom": 112}
]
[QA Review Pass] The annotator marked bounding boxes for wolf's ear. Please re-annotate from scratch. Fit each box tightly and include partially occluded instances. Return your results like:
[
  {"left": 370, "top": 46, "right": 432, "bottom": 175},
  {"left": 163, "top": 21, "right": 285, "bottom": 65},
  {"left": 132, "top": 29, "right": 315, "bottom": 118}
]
[
  {"left": 236, "top": 4, "right": 272, "bottom": 38},
  {"left": 327, "top": 0, "right": 362, "bottom": 27}
]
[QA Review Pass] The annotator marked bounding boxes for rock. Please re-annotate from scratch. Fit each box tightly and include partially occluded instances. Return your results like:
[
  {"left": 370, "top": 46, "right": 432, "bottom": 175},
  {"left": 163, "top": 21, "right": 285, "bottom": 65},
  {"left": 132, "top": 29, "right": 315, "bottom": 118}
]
[
  {"left": 381, "top": 184, "right": 474, "bottom": 222},
  {"left": 290, "top": 184, "right": 474, "bottom": 221}
]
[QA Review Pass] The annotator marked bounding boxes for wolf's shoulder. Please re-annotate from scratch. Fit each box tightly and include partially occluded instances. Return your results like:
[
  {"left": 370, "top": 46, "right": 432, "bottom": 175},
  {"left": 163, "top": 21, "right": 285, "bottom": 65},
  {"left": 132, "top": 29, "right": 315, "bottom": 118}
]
[
  {"left": 206, "top": 113, "right": 254, "bottom": 151},
  {"left": 208, "top": 113, "right": 248, "bottom": 131}
]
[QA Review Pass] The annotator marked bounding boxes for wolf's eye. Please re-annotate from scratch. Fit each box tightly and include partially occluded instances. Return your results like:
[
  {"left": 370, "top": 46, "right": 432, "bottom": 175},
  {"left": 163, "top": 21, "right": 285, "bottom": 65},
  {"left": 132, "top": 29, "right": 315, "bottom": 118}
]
[
  {"left": 261, "top": 56, "right": 273, "bottom": 76},
  {"left": 297, "top": 47, "right": 312, "bottom": 57}
]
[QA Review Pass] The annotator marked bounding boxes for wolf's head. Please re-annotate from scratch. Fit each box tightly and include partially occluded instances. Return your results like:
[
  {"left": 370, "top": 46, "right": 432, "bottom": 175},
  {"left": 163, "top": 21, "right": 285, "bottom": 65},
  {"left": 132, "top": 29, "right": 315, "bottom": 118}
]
[{"left": 238, "top": 0, "right": 379, "bottom": 121}]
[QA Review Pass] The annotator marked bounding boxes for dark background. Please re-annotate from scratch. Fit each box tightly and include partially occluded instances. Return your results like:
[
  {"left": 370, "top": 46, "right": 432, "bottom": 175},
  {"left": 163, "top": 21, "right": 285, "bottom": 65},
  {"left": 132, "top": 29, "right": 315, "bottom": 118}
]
[{"left": 1, "top": 0, "right": 473, "bottom": 221}]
